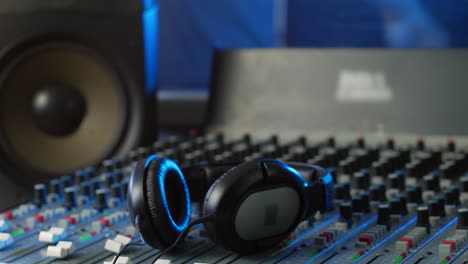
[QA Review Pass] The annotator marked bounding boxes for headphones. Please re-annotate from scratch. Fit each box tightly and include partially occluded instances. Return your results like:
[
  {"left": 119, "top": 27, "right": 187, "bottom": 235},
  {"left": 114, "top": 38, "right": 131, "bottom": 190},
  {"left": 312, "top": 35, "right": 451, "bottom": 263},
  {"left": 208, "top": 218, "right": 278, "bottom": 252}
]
[{"left": 127, "top": 155, "right": 334, "bottom": 254}]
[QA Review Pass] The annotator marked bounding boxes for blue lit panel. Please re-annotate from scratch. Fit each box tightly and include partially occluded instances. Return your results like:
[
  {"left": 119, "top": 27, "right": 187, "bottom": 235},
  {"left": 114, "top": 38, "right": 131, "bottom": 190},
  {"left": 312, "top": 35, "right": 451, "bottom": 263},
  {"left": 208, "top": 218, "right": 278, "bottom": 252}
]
[{"left": 142, "top": 2, "right": 159, "bottom": 95}]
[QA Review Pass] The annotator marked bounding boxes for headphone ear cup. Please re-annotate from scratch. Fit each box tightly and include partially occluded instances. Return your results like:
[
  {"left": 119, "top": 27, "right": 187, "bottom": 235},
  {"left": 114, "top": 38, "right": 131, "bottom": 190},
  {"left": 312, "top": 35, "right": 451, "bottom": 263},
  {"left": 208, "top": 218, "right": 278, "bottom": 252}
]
[
  {"left": 143, "top": 158, "right": 192, "bottom": 249},
  {"left": 201, "top": 159, "right": 307, "bottom": 254}
]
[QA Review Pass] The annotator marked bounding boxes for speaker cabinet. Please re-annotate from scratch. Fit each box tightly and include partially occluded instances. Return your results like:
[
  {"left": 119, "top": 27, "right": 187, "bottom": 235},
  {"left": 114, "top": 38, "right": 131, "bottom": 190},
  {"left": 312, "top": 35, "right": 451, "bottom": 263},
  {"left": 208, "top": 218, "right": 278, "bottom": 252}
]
[{"left": 0, "top": 0, "right": 157, "bottom": 185}]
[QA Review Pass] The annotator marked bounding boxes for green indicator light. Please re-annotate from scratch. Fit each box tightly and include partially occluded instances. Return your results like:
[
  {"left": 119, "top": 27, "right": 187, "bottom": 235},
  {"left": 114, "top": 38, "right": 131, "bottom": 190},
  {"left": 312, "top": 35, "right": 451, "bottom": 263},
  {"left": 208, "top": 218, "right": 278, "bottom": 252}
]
[
  {"left": 394, "top": 255, "right": 404, "bottom": 263},
  {"left": 308, "top": 251, "right": 318, "bottom": 258},
  {"left": 79, "top": 233, "right": 92, "bottom": 241},
  {"left": 351, "top": 253, "right": 361, "bottom": 261},
  {"left": 439, "top": 259, "right": 448, "bottom": 264},
  {"left": 12, "top": 229, "right": 24, "bottom": 237}
]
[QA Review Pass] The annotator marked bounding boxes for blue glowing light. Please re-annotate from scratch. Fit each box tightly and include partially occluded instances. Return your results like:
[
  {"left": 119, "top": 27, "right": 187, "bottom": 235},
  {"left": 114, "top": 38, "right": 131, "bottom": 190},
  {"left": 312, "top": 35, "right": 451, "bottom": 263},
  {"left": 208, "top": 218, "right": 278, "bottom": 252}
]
[
  {"left": 322, "top": 172, "right": 333, "bottom": 185},
  {"left": 144, "top": 155, "right": 191, "bottom": 232},
  {"left": 142, "top": 3, "right": 159, "bottom": 95}
]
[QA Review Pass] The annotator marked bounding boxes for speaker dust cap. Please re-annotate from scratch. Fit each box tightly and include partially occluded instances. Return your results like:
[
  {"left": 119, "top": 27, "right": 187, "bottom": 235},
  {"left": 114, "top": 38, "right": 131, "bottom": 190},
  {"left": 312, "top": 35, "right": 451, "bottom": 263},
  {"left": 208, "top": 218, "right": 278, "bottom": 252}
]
[{"left": 0, "top": 41, "right": 128, "bottom": 181}]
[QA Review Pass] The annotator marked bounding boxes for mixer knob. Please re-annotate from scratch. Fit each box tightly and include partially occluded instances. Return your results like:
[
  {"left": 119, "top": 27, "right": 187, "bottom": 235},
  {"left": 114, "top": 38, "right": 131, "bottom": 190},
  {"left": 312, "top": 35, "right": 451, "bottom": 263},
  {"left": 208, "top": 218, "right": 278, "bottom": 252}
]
[
  {"left": 388, "top": 172, "right": 405, "bottom": 190},
  {"left": 354, "top": 172, "right": 370, "bottom": 190},
  {"left": 457, "top": 208, "right": 468, "bottom": 230},
  {"left": 416, "top": 206, "right": 430, "bottom": 231},
  {"left": 95, "top": 189, "right": 109, "bottom": 212},
  {"left": 356, "top": 136, "right": 365, "bottom": 148},
  {"left": 103, "top": 172, "right": 115, "bottom": 188},
  {"left": 63, "top": 187, "right": 78, "bottom": 209},
  {"left": 33, "top": 184, "right": 47, "bottom": 207},
  {"left": 103, "top": 159, "right": 115, "bottom": 173},
  {"left": 389, "top": 198, "right": 402, "bottom": 216},
  {"left": 114, "top": 169, "right": 125, "bottom": 183},
  {"left": 340, "top": 202, "right": 352, "bottom": 222},
  {"left": 111, "top": 183, "right": 123, "bottom": 201},
  {"left": 397, "top": 194, "right": 408, "bottom": 215},
  {"left": 461, "top": 177, "right": 468, "bottom": 192},
  {"left": 121, "top": 180, "right": 129, "bottom": 200},
  {"left": 361, "top": 192, "right": 371, "bottom": 213},
  {"left": 444, "top": 186, "right": 460, "bottom": 206},
  {"left": 74, "top": 170, "right": 88, "bottom": 185},
  {"left": 91, "top": 179, "right": 103, "bottom": 195},
  {"left": 50, "top": 179, "right": 64, "bottom": 198},
  {"left": 61, "top": 175, "right": 73, "bottom": 188},
  {"left": 377, "top": 204, "right": 390, "bottom": 229},
  {"left": 113, "top": 158, "right": 123, "bottom": 170},
  {"left": 424, "top": 174, "right": 440, "bottom": 192},
  {"left": 352, "top": 197, "right": 364, "bottom": 213},
  {"left": 80, "top": 182, "right": 92, "bottom": 198}
]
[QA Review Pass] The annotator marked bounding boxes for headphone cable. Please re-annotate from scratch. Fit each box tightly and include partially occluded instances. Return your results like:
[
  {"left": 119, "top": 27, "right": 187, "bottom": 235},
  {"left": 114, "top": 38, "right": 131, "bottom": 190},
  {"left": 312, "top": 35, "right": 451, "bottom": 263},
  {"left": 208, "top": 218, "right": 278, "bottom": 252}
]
[
  {"left": 152, "top": 214, "right": 215, "bottom": 263},
  {"left": 111, "top": 242, "right": 146, "bottom": 264}
]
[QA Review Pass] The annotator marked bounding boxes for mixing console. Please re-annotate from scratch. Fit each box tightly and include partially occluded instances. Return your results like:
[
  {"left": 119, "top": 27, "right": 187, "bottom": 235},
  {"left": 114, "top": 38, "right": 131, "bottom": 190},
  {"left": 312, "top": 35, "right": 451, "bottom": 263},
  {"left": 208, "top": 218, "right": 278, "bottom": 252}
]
[{"left": 1, "top": 133, "right": 468, "bottom": 264}]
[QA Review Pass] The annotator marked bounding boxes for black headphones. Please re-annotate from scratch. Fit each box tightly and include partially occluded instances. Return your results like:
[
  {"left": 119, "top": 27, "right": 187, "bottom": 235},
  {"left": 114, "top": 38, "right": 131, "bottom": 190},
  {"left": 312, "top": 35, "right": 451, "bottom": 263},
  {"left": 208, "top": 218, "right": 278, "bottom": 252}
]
[{"left": 127, "top": 155, "right": 334, "bottom": 254}]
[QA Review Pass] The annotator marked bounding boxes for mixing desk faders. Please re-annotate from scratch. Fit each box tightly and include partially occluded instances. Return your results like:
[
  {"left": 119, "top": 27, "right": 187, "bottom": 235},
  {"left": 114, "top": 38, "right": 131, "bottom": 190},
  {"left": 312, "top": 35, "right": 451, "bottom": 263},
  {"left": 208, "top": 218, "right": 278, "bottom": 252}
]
[{"left": 1, "top": 133, "right": 468, "bottom": 264}]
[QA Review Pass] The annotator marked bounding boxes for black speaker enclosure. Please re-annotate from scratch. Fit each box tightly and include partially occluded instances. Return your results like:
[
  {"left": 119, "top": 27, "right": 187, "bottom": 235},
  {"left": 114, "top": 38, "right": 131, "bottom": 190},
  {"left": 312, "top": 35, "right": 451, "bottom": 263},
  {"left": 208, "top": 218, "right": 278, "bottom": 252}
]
[{"left": 0, "top": 0, "right": 157, "bottom": 185}]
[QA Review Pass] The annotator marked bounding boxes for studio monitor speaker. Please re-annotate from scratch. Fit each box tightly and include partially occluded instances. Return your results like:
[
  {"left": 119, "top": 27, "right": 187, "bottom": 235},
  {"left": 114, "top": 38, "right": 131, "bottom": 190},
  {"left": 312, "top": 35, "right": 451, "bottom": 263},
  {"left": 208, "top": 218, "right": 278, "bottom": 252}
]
[{"left": 0, "top": 0, "right": 158, "bottom": 185}]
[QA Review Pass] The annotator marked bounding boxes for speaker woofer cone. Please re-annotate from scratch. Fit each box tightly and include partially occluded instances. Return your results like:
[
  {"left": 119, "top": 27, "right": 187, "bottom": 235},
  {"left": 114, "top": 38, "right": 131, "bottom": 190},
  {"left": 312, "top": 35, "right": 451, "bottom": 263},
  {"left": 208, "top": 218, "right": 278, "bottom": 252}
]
[{"left": 0, "top": 41, "right": 128, "bottom": 178}]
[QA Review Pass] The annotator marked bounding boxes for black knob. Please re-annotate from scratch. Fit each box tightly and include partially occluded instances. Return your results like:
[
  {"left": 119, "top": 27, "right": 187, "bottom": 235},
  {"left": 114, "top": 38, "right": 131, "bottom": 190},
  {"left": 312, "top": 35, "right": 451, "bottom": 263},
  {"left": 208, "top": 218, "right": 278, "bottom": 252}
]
[
  {"left": 416, "top": 206, "right": 430, "bottom": 231},
  {"left": 85, "top": 167, "right": 96, "bottom": 180},
  {"left": 352, "top": 196, "right": 364, "bottom": 213},
  {"left": 74, "top": 170, "right": 88, "bottom": 185},
  {"left": 340, "top": 202, "right": 352, "bottom": 221},
  {"left": 113, "top": 158, "right": 123, "bottom": 170},
  {"left": 424, "top": 174, "right": 440, "bottom": 192},
  {"left": 91, "top": 179, "right": 103, "bottom": 195},
  {"left": 457, "top": 208, "right": 468, "bottom": 230},
  {"left": 461, "top": 177, "right": 468, "bottom": 192},
  {"left": 80, "top": 182, "right": 92, "bottom": 198},
  {"left": 61, "top": 175, "right": 73, "bottom": 188},
  {"left": 111, "top": 183, "right": 123, "bottom": 201},
  {"left": 370, "top": 184, "right": 386, "bottom": 202},
  {"left": 377, "top": 204, "right": 390, "bottom": 228},
  {"left": 114, "top": 169, "right": 125, "bottom": 183},
  {"left": 390, "top": 198, "right": 402, "bottom": 215},
  {"left": 397, "top": 194, "right": 408, "bottom": 215},
  {"left": 63, "top": 186, "right": 78, "bottom": 209},
  {"left": 103, "top": 172, "right": 115, "bottom": 188},
  {"left": 335, "top": 184, "right": 345, "bottom": 200},
  {"left": 103, "top": 159, "right": 114, "bottom": 173},
  {"left": 94, "top": 188, "right": 109, "bottom": 211},
  {"left": 361, "top": 192, "right": 371, "bottom": 213},
  {"left": 50, "top": 179, "right": 64, "bottom": 198},
  {"left": 428, "top": 200, "right": 440, "bottom": 217},
  {"left": 389, "top": 172, "right": 405, "bottom": 190},
  {"left": 33, "top": 184, "right": 47, "bottom": 207},
  {"left": 444, "top": 187, "right": 460, "bottom": 206},
  {"left": 354, "top": 172, "right": 370, "bottom": 190},
  {"left": 121, "top": 180, "right": 129, "bottom": 200}
]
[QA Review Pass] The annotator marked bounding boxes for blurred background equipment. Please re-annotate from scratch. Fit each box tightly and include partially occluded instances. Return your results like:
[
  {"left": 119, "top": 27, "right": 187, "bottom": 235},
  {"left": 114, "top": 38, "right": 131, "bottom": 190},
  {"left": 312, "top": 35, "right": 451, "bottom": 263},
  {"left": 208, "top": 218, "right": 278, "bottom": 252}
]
[{"left": 0, "top": 0, "right": 157, "bottom": 207}]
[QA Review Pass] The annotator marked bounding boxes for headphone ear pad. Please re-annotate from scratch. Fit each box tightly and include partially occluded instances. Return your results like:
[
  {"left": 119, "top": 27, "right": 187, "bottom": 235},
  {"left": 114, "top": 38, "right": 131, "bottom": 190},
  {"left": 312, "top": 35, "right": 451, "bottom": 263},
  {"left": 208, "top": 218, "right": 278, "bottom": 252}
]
[{"left": 144, "top": 158, "right": 191, "bottom": 249}]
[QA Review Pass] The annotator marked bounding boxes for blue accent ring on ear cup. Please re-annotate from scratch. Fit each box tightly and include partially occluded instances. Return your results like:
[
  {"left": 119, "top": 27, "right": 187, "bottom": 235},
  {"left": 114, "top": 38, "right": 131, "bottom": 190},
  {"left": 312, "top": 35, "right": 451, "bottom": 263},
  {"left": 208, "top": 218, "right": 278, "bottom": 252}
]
[{"left": 145, "top": 155, "right": 191, "bottom": 232}]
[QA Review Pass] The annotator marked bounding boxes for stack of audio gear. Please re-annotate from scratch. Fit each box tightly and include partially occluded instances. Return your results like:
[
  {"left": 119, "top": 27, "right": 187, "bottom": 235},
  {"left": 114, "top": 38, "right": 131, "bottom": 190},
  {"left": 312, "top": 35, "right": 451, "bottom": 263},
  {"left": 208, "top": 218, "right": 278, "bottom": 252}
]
[{"left": 0, "top": 133, "right": 468, "bottom": 264}]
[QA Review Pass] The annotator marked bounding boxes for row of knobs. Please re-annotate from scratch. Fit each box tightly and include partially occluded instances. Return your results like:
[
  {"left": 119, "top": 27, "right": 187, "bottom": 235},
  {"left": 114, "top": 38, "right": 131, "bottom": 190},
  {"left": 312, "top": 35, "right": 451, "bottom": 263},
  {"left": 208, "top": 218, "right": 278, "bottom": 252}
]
[{"left": 33, "top": 159, "right": 129, "bottom": 211}]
